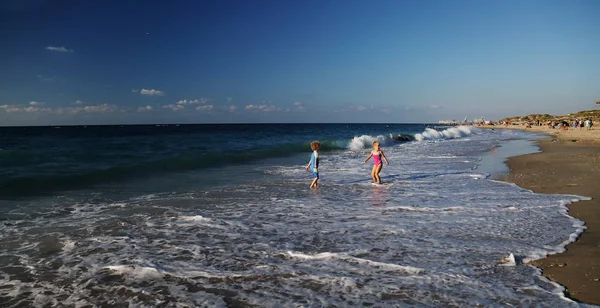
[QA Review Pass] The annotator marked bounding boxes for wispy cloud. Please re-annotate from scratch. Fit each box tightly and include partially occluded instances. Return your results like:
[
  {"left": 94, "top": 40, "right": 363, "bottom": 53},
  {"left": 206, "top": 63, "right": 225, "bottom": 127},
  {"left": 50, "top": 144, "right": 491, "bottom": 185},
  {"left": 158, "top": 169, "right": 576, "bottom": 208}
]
[
  {"left": 25, "top": 106, "right": 52, "bottom": 113},
  {"left": 61, "top": 104, "right": 118, "bottom": 114},
  {"left": 293, "top": 101, "right": 306, "bottom": 111},
  {"left": 245, "top": 104, "right": 280, "bottom": 112},
  {"left": 162, "top": 104, "right": 185, "bottom": 111},
  {"left": 175, "top": 99, "right": 210, "bottom": 106},
  {"left": 196, "top": 105, "right": 214, "bottom": 111},
  {"left": 161, "top": 98, "right": 213, "bottom": 111},
  {"left": 73, "top": 100, "right": 84, "bottom": 105},
  {"left": 2, "top": 102, "right": 120, "bottom": 115},
  {"left": 37, "top": 75, "right": 56, "bottom": 81},
  {"left": 45, "top": 46, "right": 73, "bottom": 53},
  {"left": 1, "top": 103, "right": 51, "bottom": 113},
  {"left": 1, "top": 104, "right": 32, "bottom": 113},
  {"left": 228, "top": 105, "right": 238, "bottom": 112},
  {"left": 137, "top": 106, "right": 153, "bottom": 112},
  {"left": 355, "top": 105, "right": 368, "bottom": 111},
  {"left": 429, "top": 105, "right": 442, "bottom": 109},
  {"left": 139, "top": 88, "right": 165, "bottom": 96}
]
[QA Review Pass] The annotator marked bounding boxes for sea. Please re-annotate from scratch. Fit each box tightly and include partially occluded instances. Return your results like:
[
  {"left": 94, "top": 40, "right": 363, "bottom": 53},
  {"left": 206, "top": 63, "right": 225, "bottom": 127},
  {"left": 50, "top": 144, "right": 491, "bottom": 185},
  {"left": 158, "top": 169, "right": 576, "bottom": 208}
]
[{"left": 0, "top": 124, "right": 592, "bottom": 307}]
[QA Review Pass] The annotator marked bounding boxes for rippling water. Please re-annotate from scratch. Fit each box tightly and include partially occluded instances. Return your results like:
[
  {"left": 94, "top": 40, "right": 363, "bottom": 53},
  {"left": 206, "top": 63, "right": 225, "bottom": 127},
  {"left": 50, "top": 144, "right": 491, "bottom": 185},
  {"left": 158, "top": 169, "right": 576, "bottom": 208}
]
[{"left": 0, "top": 124, "right": 589, "bottom": 307}]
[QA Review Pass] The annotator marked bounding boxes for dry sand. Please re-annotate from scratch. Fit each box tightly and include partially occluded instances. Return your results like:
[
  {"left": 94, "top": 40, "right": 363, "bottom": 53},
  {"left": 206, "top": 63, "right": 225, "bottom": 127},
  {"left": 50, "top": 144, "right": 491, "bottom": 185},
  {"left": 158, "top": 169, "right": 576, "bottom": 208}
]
[{"left": 496, "top": 126, "right": 600, "bottom": 305}]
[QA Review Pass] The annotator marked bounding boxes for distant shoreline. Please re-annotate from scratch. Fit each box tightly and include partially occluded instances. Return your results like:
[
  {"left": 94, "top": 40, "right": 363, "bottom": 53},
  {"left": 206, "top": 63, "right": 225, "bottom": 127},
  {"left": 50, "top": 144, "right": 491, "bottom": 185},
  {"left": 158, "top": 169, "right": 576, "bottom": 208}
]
[{"left": 480, "top": 123, "right": 600, "bottom": 143}]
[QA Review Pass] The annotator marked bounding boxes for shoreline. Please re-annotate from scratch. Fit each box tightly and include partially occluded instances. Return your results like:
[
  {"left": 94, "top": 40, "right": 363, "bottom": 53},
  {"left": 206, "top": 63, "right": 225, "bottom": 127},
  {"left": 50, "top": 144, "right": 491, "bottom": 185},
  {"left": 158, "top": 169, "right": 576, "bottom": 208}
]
[{"left": 496, "top": 127, "right": 600, "bottom": 305}]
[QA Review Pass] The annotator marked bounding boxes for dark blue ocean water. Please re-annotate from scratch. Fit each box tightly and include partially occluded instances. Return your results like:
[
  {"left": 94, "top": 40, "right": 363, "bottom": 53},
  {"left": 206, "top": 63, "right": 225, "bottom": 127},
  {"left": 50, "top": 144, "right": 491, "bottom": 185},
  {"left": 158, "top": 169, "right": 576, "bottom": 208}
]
[
  {"left": 0, "top": 124, "right": 427, "bottom": 199},
  {"left": 0, "top": 124, "right": 588, "bottom": 307}
]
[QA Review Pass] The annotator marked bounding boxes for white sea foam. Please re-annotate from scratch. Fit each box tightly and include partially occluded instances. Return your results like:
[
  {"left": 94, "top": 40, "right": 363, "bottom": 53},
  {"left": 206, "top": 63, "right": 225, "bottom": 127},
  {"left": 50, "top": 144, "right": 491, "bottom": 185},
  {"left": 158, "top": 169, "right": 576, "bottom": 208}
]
[
  {"left": 287, "top": 251, "right": 425, "bottom": 274},
  {"left": 105, "top": 265, "right": 164, "bottom": 279},
  {"left": 180, "top": 215, "right": 212, "bottom": 222}
]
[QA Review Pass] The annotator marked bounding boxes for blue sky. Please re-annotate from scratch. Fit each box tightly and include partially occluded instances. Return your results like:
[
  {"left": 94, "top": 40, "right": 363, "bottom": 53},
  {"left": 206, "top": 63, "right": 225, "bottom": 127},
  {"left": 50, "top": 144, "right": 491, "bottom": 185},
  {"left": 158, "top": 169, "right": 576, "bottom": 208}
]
[{"left": 1, "top": 0, "right": 599, "bottom": 125}]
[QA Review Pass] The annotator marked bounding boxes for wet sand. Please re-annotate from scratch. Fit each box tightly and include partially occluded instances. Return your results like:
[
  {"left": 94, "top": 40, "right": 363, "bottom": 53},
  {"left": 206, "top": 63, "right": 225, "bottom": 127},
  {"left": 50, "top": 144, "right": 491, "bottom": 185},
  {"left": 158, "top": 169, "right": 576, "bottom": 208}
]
[{"left": 501, "top": 136, "right": 600, "bottom": 305}]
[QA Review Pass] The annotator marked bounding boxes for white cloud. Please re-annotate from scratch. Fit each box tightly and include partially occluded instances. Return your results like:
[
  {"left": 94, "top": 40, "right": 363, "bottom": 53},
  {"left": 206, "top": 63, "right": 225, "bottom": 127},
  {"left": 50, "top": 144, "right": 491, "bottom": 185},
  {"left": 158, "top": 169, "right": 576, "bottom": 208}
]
[
  {"left": 1, "top": 103, "right": 50, "bottom": 113},
  {"left": 83, "top": 104, "right": 116, "bottom": 112},
  {"left": 24, "top": 106, "right": 51, "bottom": 113},
  {"left": 175, "top": 99, "right": 205, "bottom": 105},
  {"left": 140, "top": 88, "right": 165, "bottom": 96},
  {"left": 355, "top": 105, "right": 368, "bottom": 111},
  {"left": 2, "top": 102, "right": 120, "bottom": 115},
  {"left": 196, "top": 105, "right": 214, "bottom": 111},
  {"left": 137, "top": 106, "right": 153, "bottom": 112},
  {"left": 162, "top": 98, "right": 212, "bottom": 111},
  {"left": 293, "top": 102, "right": 306, "bottom": 111},
  {"left": 429, "top": 105, "right": 442, "bottom": 109},
  {"left": 0, "top": 104, "right": 25, "bottom": 113},
  {"left": 381, "top": 108, "right": 392, "bottom": 114},
  {"left": 45, "top": 46, "right": 73, "bottom": 53},
  {"left": 228, "top": 105, "right": 238, "bottom": 112},
  {"left": 55, "top": 104, "right": 118, "bottom": 114},
  {"left": 73, "top": 100, "right": 84, "bottom": 105},
  {"left": 162, "top": 104, "right": 185, "bottom": 111},
  {"left": 245, "top": 104, "right": 280, "bottom": 112}
]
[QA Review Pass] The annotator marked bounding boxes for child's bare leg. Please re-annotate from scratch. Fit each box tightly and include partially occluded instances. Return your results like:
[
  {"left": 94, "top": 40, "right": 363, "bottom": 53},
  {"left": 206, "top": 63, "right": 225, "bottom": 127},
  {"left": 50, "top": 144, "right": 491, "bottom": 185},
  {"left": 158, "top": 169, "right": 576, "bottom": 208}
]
[
  {"left": 375, "top": 164, "right": 383, "bottom": 184},
  {"left": 310, "top": 178, "right": 319, "bottom": 188},
  {"left": 371, "top": 166, "right": 377, "bottom": 182}
]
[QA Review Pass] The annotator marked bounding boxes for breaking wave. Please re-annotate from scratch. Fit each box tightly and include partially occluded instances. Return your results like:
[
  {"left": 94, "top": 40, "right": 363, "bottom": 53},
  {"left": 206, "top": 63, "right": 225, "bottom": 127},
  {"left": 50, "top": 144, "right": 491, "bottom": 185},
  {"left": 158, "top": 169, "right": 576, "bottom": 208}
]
[{"left": 414, "top": 126, "right": 475, "bottom": 141}]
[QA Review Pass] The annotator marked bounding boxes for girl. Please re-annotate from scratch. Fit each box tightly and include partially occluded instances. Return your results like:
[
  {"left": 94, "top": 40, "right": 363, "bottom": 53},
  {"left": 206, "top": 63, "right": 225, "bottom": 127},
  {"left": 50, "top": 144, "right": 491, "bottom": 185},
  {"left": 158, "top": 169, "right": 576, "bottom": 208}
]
[{"left": 364, "top": 141, "right": 389, "bottom": 184}]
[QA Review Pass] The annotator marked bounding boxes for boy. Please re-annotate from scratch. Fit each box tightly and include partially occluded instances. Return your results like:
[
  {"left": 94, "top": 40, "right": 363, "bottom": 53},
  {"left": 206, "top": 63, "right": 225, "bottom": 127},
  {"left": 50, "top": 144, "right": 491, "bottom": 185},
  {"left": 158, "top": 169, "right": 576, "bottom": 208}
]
[{"left": 305, "top": 141, "right": 320, "bottom": 188}]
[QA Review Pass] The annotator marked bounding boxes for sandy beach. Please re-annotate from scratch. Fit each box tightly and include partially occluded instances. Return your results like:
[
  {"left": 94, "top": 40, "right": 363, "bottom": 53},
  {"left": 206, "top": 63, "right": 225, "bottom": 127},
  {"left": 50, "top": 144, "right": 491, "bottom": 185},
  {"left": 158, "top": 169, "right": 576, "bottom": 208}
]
[
  {"left": 496, "top": 126, "right": 600, "bottom": 305},
  {"left": 494, "top": 124, "right": 600, "bottom": 144}
]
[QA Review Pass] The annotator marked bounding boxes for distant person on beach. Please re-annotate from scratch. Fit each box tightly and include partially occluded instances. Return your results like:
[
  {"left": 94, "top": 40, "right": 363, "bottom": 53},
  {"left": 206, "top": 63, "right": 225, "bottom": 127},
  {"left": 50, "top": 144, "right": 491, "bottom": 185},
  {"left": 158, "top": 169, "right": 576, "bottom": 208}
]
[
  {"left": 305, "top": 141, "right": 320, "bottom": 189},
  {"left": 364, "top": 141, "right": 389, "bottom": 184}
]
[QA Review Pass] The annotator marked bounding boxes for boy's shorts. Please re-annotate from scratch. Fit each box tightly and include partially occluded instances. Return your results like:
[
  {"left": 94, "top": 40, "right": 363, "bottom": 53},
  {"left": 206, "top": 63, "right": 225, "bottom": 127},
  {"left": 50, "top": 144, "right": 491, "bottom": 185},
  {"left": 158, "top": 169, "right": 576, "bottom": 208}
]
[{"left": 312, "top": 168, "right": 319, "bottom": 179}]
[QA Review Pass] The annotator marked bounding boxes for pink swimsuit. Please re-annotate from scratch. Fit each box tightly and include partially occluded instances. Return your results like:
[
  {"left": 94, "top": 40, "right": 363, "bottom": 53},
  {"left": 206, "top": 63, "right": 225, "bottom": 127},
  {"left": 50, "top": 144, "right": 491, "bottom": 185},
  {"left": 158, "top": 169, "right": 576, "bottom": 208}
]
[{"left": 373, "top": 152, "right": 382, "bottom": 166}]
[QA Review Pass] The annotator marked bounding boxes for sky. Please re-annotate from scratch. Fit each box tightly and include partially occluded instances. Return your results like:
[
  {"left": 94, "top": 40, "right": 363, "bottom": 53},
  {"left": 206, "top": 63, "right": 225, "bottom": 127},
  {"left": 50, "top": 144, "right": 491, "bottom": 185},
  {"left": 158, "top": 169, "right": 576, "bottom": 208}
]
[{"left": 1, "top": 0, "right": 599, "bottom": 125}]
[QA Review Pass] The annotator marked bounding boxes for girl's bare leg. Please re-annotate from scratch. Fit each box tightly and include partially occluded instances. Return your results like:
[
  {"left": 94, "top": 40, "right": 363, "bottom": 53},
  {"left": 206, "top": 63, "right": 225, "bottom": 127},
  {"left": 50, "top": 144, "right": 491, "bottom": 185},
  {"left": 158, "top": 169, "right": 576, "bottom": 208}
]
[
  {"left": 371, "top": 166, "right": 377, "bottom": 183},
  {"left": 375, "top": 164, "right": 383, "bottom": 184},
  {"left": 310, "top": 178, "right": 319, "bottom": 189}
]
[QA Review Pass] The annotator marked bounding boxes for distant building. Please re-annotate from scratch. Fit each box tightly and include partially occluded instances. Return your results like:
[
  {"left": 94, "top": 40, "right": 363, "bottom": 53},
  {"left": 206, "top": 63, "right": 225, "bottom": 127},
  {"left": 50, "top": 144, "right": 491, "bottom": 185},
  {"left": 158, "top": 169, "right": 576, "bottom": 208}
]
[{"left": 438, "top": 120, "right": 457, "bottom": 124}]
